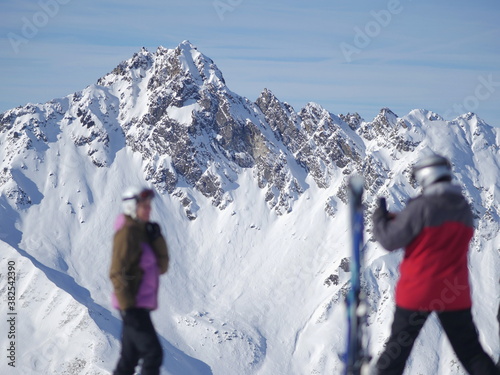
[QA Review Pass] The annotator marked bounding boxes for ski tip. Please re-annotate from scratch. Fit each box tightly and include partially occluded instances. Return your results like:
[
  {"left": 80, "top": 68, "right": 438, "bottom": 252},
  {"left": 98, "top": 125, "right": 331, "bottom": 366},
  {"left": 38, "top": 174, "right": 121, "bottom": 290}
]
[{"left": 349, "top": 175, "right": 365, "bottom": 193}]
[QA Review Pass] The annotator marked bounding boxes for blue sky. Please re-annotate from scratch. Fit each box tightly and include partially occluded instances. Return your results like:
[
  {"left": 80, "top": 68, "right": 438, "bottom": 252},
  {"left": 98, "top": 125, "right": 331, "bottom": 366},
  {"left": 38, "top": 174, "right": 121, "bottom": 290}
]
[{"left": 1, "top": 0, "right": 499, "bottom": 126}]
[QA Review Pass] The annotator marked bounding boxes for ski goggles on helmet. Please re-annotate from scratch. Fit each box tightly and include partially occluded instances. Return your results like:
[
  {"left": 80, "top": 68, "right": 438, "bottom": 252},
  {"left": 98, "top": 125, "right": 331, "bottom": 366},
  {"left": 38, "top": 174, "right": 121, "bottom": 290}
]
[
  {"left": 123, "top": 188, "right": 155, "bottom": 202},
  {"left": 136, "top": 188, "right": 154, "bottom": 201},
  {"left": 411, "top": 155, "right": 451, "bottom": 179}
]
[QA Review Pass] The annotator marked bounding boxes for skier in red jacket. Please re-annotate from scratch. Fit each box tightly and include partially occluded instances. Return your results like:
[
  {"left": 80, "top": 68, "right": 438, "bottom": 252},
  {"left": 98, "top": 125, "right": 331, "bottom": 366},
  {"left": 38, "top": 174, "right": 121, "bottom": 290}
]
[{"left": 372, "top": 154, "right": 499, "bottom": 375}]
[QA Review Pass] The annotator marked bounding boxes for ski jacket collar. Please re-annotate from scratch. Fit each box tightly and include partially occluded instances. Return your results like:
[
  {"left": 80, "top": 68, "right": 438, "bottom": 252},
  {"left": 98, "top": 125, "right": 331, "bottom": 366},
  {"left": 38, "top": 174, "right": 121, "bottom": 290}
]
[{"left": 423, "top": 181, "right": 462, "bottom": 197}]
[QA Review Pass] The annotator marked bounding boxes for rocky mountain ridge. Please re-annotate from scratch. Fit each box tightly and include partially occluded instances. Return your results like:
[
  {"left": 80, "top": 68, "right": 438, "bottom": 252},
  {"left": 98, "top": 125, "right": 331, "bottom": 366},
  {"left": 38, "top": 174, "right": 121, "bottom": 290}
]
[{"left": 2, "top": 41, "right": 498, "bottom": 224}]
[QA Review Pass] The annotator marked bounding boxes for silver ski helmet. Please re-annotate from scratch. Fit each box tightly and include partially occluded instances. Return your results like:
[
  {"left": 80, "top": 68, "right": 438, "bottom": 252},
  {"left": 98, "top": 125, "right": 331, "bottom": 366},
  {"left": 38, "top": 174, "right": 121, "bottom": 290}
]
[
  {"left": 411, "top": 154, "right": 452, "bottom": 188},
  {"left": 122, "top": 186, "right": 155, "bottom": 218}
]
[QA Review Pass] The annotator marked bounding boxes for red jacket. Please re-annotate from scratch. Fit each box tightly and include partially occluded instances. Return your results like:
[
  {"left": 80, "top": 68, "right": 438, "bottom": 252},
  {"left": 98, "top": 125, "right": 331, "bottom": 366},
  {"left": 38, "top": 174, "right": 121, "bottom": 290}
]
[{"left": 372, "top": 182, "right": 473, "bottom": 311}]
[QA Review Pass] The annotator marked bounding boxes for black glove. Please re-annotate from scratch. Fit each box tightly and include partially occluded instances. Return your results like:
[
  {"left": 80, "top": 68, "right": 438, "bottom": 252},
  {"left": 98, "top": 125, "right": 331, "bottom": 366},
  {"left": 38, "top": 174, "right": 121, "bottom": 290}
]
[
  {"left": 145, "top": 222, "right": 162, "bottom": 242},
  {"left": 376, "top": 197, "right": 396, "bottom": 221},
  {"left": 378, "top": 197, "right": 388, "bottom": 216}
]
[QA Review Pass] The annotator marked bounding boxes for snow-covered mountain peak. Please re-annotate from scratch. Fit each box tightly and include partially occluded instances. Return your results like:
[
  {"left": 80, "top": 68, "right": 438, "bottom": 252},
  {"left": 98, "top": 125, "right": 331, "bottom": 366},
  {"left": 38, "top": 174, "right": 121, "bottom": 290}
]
[
  {"left": 405, "top": 108, "right": 444, "bottom": 124},
  {"left": 373, "top": 107, "right": 400, "bottom": 129},
  {"left": 96, "top": 41, "right": 225, "bottom": 97},
  {"left": 171, "top": 40, "right": 226, "bottom": 88}
]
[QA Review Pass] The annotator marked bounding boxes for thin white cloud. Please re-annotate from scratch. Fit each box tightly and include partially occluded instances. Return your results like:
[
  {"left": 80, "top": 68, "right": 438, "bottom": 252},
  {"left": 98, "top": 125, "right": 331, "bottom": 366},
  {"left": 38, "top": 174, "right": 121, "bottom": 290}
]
[{"left": 0, "top": 0, "right": 499, "bottom": 126}]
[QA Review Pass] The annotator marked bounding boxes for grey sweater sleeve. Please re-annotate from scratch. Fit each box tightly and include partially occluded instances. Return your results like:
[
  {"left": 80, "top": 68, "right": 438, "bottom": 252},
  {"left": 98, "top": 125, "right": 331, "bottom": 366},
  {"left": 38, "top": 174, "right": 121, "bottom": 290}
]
[{"left": 372, "top": 198, "right": 424, "bottom": 251}]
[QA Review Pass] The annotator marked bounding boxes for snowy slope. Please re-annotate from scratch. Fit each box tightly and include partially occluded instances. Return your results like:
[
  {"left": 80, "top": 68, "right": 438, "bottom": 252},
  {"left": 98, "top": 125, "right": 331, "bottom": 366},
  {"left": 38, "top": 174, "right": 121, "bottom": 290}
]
[{"left": 0, "top": 41, "right": 498, "bottom": 375}]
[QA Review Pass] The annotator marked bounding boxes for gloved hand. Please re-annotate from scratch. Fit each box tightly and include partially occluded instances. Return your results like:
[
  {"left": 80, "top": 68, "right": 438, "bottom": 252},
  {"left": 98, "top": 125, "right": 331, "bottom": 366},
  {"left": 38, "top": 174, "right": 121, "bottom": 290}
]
[
  {"left": 376, "top": 197, "right": 395, "bottom": 220},
  {"left": 378, "top": 197, "right": 388, "bottom": 216},
  {"left": 145, "top": 222, "right": 162, "bottom": 242}
]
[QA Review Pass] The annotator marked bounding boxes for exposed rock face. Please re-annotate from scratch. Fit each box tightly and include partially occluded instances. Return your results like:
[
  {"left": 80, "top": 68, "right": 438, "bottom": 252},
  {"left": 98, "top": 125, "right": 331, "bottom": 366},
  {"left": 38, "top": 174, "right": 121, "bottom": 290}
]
[{"left": 1, "top": 41, "right": 499, "bottom": 224}]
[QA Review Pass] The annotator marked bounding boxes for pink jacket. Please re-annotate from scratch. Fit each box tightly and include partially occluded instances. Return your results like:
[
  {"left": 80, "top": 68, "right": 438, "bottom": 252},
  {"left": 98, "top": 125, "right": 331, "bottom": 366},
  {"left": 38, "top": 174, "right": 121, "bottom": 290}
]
[{"left": 111, "top": 214, "right": 164, "bottom": 310}]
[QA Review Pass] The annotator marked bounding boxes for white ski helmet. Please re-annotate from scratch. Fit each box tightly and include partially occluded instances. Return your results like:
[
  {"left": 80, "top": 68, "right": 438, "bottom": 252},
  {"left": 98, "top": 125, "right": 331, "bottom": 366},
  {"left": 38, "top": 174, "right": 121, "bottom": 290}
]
[
  {"left": 122, "top": 186, "right": 155, "bottom": 218},
  {"left": 411, "top": 154, "right": 452, "bottom": 188}
]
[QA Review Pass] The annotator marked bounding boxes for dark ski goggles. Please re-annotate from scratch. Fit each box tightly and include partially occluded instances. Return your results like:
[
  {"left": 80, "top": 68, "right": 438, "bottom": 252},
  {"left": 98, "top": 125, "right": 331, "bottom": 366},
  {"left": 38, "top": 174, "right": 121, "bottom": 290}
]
[
  {"left": 411, "top": 156, "right": 451, "bottom": 179},
  {"left": 137, "top": 189, "right": 155, "bottom": 201},
  {"left": 123, "top": 188, "right": 155, "bottom": 202}
]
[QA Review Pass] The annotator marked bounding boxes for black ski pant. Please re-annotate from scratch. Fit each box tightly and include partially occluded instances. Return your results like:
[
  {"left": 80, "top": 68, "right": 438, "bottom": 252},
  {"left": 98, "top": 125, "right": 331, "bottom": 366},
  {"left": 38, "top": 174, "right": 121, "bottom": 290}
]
[
  {"left": 376, "top": 306, "right": 500, "bottom": 375},
  {"left": 113, "top": 308, "right": 163, "bottom": 375}
]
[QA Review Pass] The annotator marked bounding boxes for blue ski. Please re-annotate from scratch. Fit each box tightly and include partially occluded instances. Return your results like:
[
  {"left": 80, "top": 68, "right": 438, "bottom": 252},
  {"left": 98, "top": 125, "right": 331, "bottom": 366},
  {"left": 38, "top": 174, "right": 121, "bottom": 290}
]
[{"left": 344, "top": 175, "right": 370, "bottom": 375}]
